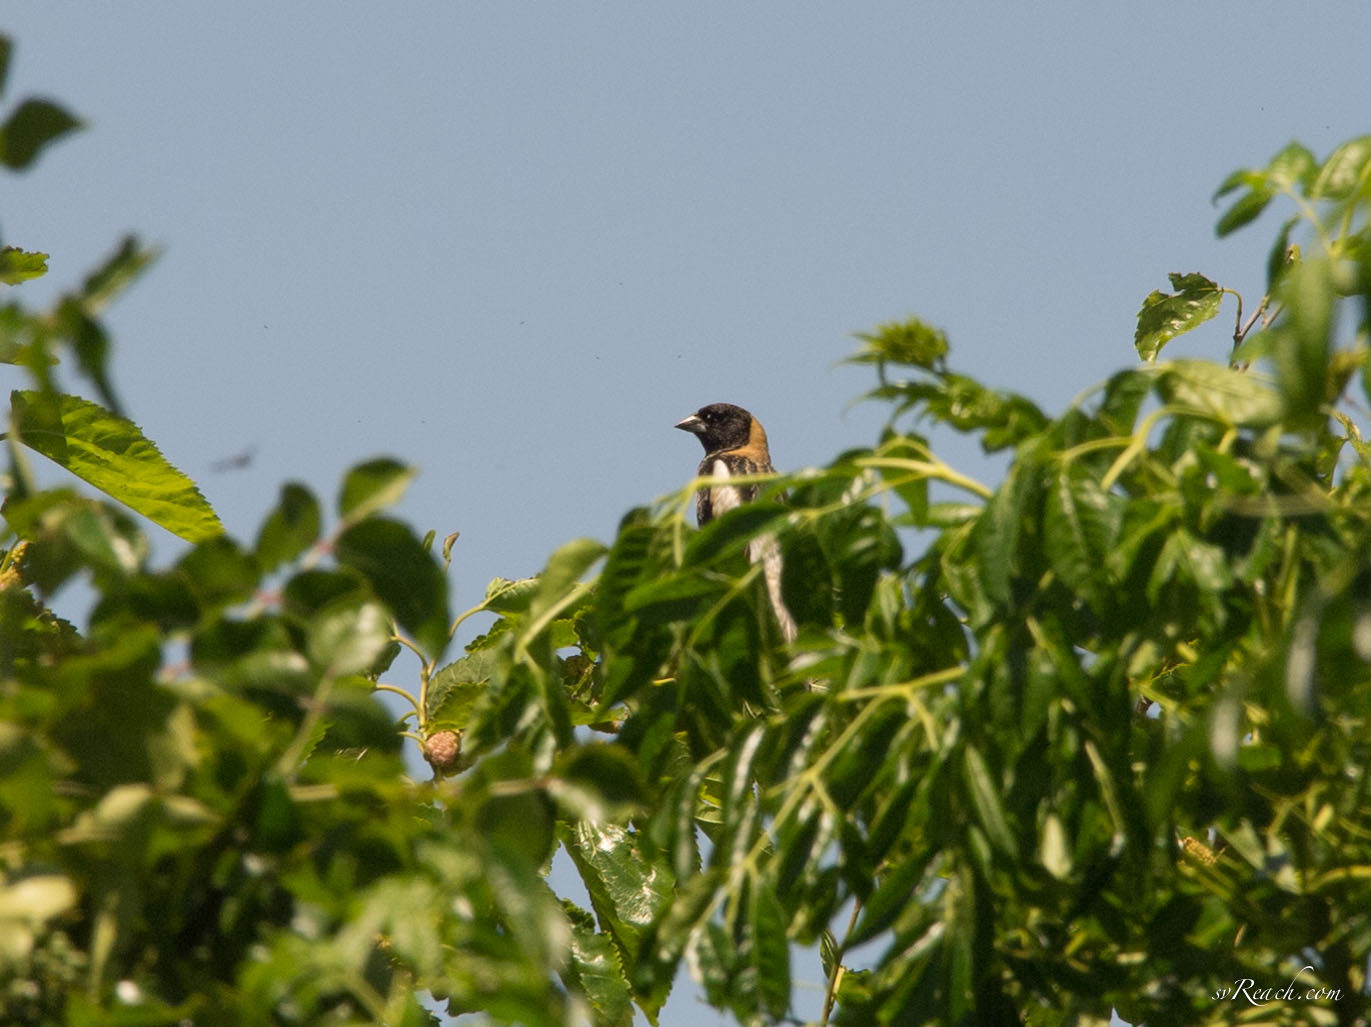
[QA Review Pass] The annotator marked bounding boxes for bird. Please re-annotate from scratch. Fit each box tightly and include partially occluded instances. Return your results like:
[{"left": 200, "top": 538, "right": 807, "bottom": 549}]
[{"left": 675, "top": 403, "right": 797, "bottom": 642}]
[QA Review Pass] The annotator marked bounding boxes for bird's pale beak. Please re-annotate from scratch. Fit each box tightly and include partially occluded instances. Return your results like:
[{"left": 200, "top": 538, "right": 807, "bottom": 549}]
[{"left": 674, "top": 414, "right": 705, "bottom": 434}]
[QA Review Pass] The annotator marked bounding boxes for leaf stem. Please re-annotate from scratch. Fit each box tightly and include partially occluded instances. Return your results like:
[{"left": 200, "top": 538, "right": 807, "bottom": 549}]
[{"left": 820, "top": 899, "right": 865, "bottom": 1025}]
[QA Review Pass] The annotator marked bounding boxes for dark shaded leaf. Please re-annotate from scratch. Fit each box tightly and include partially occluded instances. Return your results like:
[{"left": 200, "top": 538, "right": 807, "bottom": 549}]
[
  {"left": 0, "top": 97, "right": 81, "bottom": 168},
  {"left": 334, "top": 517, "right": 449, "bottom": 659},
  {"left": 254, "top": 482, "right": 321, "bottom": 572}
]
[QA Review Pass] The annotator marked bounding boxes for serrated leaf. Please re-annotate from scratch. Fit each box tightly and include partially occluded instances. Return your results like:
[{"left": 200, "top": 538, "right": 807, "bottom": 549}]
[
  {"left": 426, "top": 649, "right": 496, "bottom": 726},
  {"left": 0, "top": 97, "right": 82, "bottom": 169},
  {"left": 0, "top": 246, "right": 48, "bottom": 285},
  {"left": 562, "top": 820, "right": 674, "bottom": 980},
  {"left": 1134, "top": 273, "right": 1223, "bottom": 361},
  {"left": 337, "top": 457, "right": 415, "bottom": 521},
  {"left": 482, "top": 575, "right": 540, "bottom": 614},
  {"left": 10, "top": 390, "right": 223, "bottom": 542},
  {"left": 565, "top": 917, "right": 635, "bottom": 1027}
]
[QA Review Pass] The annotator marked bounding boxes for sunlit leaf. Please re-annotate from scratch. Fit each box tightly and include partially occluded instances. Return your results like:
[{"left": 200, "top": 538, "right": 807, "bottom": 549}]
[
  {"left": 1310, "top": 135, "right": 1371, "bottom": 199},
  {"left": 1134, "top": 272, "right": 1223, "bottom": 361},
  {"left": 0, "top": 246, "right": 48, "bottom": 285},
  {"left": 10, "top": 389, "right": 223, "bottom": 541}
]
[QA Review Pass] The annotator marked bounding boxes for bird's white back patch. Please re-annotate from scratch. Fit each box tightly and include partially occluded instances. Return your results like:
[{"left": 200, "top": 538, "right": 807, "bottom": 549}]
[{"left": 709, "top": 458, "right": 746, "bottom": 518}]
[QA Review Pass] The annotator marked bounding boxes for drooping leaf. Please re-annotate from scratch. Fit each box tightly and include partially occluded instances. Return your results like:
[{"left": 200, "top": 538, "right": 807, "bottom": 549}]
[{"left": 10, "top": 389, "right": 223, "bottom": 542}]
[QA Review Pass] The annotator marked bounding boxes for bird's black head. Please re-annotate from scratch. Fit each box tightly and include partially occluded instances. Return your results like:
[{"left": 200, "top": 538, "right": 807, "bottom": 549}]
[{"left": 674, "top": 402, "right": 755, "bottom": 454}]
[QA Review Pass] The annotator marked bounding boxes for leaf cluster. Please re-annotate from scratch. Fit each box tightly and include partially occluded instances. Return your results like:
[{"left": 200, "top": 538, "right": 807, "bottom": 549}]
[{"left": 4, "top": 35, "right": 1371, "bottom": 1027}]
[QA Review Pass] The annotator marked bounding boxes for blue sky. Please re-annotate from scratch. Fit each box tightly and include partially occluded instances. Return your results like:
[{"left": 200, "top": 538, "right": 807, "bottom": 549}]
[{"left": 5, "top": 4, "right": 1370, "bottom": 1024}]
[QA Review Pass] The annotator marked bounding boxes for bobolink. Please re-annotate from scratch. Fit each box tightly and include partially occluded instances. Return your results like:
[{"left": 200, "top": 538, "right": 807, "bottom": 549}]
[{"left": 676, "top": 403, "right": 797, "bottom": 641}]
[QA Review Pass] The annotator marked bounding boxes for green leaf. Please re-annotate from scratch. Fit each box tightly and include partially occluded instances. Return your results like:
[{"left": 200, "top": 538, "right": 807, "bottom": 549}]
[
  {"left": 850, "top": 858, "right": 924, "bottom": 946},
  {"left": 562, "top": 820, "right": 675, "bottom": 976},
  {"left": 0, "top": 97, "right": 82, "bottom": 169},
  {"left": 426, "top": 649, "right": 496, "bottom": 727},
  {"left": 334, "top": 517, "right": 449, "bottom": 659},
  {"left": 337, "top": 457, "right": 415, "bottom": 522},
  {"left": 1310, "top": 135, "right": 1371, "bottom": 200},
  {"left": 564, "top": 915, "right": 635, "bottom": 1027},
  {"left": 550, "top": 744, "right": 647, "bottom": 822},
  {"left": 1273, "top": 257, "right": 1333, "bottom": 420},
  {"left": 84, "top": 235, "right": 155, "bottom": 303},
  {"left": 254, "top": 482, "right": 321, "bottom": 571},
  {"left": 962, "top": 745, "right": 1017, "bottom": 858},
  {"left": 0, "top": 246, "right": 48, "bottom": 285},
  {"left": 1264, "top": 140, "right": 1317, "bottom": 192},
  {"left": 307, "top": 599, "right": 393, "bottom": 677},
  {"left": 1134, "top": 273, "right": 1223, "bottom": 361},
  {"left": 848, "top": 318, "right": 948, "bottom": 371},
  {"left": 1265, "top": 216, "right": 1300, "bottom": 292},
  {"left": 54, "top": 298, "right": 121, "bottom": 415},
  {"left": 177, "top": 535, "right": 259, "bottom": 608},
  {"left": 1157, "top": 359, "right": 1282, "bottom": 427},
  {"left": 10, "top": 390, "right": 223, "bottom": 542},
  {"left": 748, "top": 878, "right": 791, "bottom": 1021},
  {"left": 482, "top": 575, "right": 540, "bottom": 614},
  {"left": 1043, "top": 462, "right": 1121, "bottom": 603}
]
